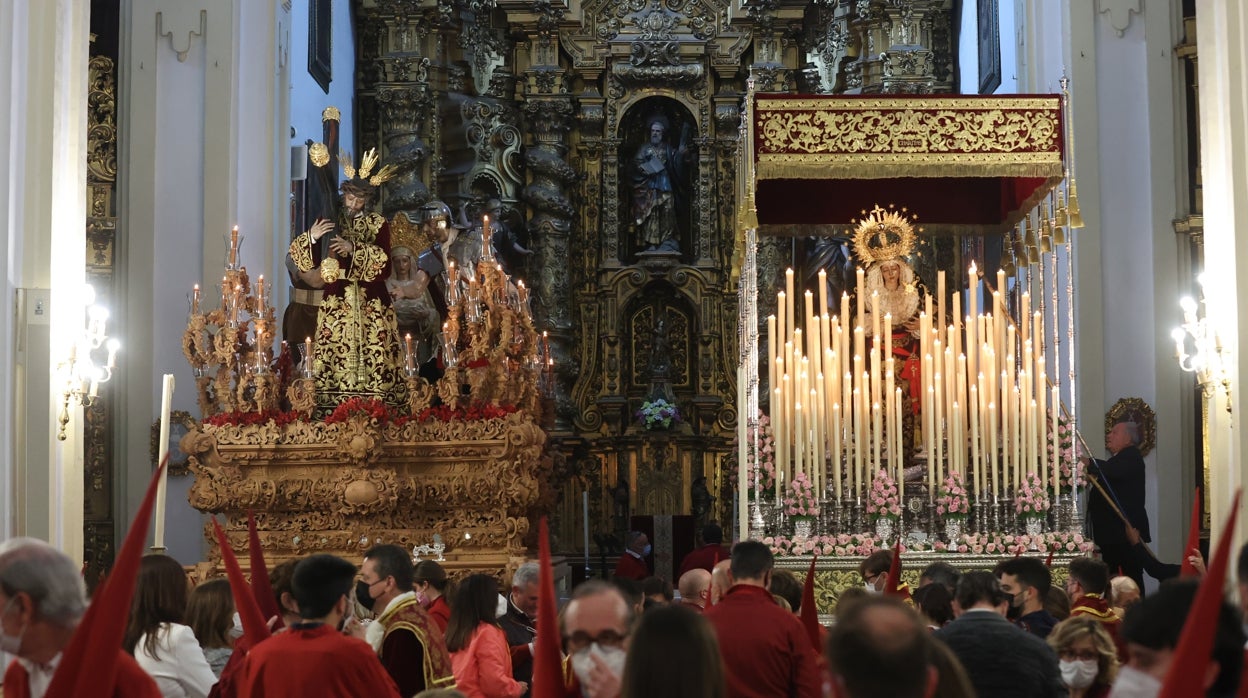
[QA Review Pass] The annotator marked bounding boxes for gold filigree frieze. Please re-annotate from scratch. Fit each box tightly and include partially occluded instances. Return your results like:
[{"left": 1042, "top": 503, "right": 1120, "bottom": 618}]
[{"left": 753, "top": 96, "right": 1064, "bottom": 180}]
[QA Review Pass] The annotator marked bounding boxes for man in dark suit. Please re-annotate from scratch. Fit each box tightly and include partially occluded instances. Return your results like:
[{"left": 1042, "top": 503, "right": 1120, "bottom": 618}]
[
  {"left": 1085, "top": 420, "right": 1150, "bottom": 589},
  {"left": 934, "top": 571, "right": 1063, "bottom": 698}
]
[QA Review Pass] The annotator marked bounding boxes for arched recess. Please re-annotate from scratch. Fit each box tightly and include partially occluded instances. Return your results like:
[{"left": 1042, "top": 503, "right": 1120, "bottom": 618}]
[{"left": 616, "top": 96, "right": 700, "bottom": 264}]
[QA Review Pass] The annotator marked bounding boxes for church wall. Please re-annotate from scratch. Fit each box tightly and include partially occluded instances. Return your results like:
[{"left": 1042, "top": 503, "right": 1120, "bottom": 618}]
[
  {"left": 0, "top": 0, "right": 91, "bottom": 557},
  {"left": 289, "top": 0, "right": 356, "bottom": 160},
  {"left": 119, "top": 0, "right": 295, "bottom": 564},
  {"left": 1086, "top": 3, "right": 1187, "bottom": 579}
]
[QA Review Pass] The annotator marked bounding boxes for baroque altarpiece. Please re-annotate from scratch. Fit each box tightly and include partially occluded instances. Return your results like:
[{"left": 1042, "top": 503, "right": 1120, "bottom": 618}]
[{"left": 337, "top": 0, "right": 957, "bottom": 560}]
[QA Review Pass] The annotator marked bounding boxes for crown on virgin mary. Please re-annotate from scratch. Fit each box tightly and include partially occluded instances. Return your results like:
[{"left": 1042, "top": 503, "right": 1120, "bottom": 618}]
[{"left": 850, "top": 204, "right": 920, "bottom": 266}]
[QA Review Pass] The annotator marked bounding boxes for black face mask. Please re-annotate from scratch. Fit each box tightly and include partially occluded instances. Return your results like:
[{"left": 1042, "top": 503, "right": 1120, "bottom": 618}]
[
  {"left": 1005, "top": 591, "right": 1025, "bottom": 620},
  {"left": 355, "top": 580, "right": 377, "bottom": 612}
]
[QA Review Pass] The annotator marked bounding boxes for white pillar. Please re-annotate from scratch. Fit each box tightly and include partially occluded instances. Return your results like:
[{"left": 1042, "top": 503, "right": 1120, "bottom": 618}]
[
  {"left": 1197, "top": 0, "right": 1248, "bottom": 544},
  {"left": 0, "top": 0, "right": 91, "bottom": 559}
]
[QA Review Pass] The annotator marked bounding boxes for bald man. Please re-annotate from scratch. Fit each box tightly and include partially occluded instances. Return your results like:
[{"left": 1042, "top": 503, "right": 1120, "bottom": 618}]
[
  {"left": 678, "top": 569, "right": 711, "bottom": 612},
  {"left": 710, "top": 559, "right": 732, "bottom": 605}
]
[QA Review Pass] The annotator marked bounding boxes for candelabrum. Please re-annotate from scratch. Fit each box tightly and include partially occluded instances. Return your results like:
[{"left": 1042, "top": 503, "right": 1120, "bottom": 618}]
[
  {"left": 1173, "top": 273, "right": 1232, "bottom": 413},
  {"left": 435, "top": 248, "right": 547, "bottom": 412},
  {"left": 183, "top": 228, "right": 279, "bottom": 416},
  {"left": 56, "top": 284, "right": 120, "bottom": 440},
  {"left": 412, "top": 534, "right": 446, "bottom": 562}
]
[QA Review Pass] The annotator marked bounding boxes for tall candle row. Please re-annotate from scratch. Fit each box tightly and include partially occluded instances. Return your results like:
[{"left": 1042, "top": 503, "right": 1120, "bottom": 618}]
[{"left": 766, "top": 263, "right": 1064, "bottom": 504}]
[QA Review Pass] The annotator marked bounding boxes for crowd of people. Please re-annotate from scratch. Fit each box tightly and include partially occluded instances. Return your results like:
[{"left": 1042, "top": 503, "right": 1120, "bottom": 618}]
[{"left": 1, "top": 515, "right": 1246, "bottom": 697}]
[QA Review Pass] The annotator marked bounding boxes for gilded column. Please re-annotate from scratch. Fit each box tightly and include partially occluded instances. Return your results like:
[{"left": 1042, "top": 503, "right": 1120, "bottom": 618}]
[{"left": 521, "top": 3, "right": 577, "bottom": 431}]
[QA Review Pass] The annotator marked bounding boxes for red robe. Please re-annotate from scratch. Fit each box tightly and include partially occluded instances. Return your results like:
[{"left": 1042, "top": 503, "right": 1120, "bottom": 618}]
[
  {"left": 678, "top": 544, "right": 732, "bottom": 576},
  {"left": 238, "top": 623, "right": 401, "bottom": 697},
  {"left": 378, "top": 595, "right": 457, "bottom": 696},
  {"left": 1070, "top": 593, "right": 1127, "bottom": 662},
  {"left": 612, "top": 552, "right": 649, "bottom": 581},
  {"left": 4, "top": 651, "right": 161, "bottom": 698},
  {"left": 427, "top": 595, "right": 451, "bottom": 633},
  {"left": 705, "top": 585, "right": 822, "bottom": 698}
]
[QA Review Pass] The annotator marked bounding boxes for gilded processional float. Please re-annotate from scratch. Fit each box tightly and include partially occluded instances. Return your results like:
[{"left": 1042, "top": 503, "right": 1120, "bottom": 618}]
[
  {"left": 734, "top": 86, "right": 1097, "bottom": 594},
  {"left": 180, "top": 146, "right": 553, "bottom": 582}
]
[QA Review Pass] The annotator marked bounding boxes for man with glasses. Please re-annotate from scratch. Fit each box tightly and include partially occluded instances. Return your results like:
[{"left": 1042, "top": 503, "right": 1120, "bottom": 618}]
[
  {"left": 356, "top": 544, "right": 456, "bottom": 696},
  {"left": 705, "top": 540, "right": 821, "bottom": 698},
  {"left": 563, "top": 580, "right": 631, "bottom": 698}
]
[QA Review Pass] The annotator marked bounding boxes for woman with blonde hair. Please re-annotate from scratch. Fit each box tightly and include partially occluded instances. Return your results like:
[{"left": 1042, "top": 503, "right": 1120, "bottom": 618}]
[{"left": 1046, "top": 615, "right": 1118, "bottom": 698}]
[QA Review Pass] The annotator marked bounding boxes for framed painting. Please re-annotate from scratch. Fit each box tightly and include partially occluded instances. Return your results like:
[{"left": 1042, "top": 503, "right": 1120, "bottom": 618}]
[
  {"left": 308, "top": 0, "right": 332, "bottom": 92},
  {"left": 978, "top": 0, "right": 1001, "bottom": 94}
]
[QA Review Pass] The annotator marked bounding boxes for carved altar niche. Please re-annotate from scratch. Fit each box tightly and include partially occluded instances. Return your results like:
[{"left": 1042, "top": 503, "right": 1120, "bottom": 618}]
[
  {"left": 618, "top": 96, "right": 699, "bottom": 263},
  {"left": 185, "top": 413, "right": 547, "bottom": 580}
]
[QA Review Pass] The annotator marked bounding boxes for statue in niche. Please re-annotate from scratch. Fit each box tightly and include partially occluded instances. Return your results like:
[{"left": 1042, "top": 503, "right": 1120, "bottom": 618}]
[
  {"left": 631, "top": 117, "right": 691, "bottom": 253},
  {"left": 646, "top": 309, "right": 677, "bottom": 402},
  {"left": 691, "top": 476, "right": 715, "bottom": 524},
  {"left": 612, "top": 478, "right": 631, "bottom": 534}
]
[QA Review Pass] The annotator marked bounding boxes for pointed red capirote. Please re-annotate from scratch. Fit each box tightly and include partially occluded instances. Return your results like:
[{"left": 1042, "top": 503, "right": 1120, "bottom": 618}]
[
  {"left": 1159, "top": 489, "right": 1241, "bottom": 698},
  {"left": 884, "top": 541, "right": 910, "bottom": 601},
  {"left": 213, "top": 518, "right": 272, "bottom": 649},
  {"left": 800, "top": 556, "right": 821, "bottom": 652},
  {"left": 1180, "top": 487, "right": 1203, "bottom": 578},
  {"left": 45, "top": 457, "right": 167, "bottom": 698},
  {"left": 531, "top": 517, "right": 566, "bottom": 698},
  {"left": 247, "top": 510, "right": 283, "bottom": 628}
]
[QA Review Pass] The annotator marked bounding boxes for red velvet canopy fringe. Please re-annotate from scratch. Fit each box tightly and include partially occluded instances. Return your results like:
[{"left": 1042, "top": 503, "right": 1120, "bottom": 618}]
[{"left": 750, "top": 94, "right": 1065, "bottom": 236}]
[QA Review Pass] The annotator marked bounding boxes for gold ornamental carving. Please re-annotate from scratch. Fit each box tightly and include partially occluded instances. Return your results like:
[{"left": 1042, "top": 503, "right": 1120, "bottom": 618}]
[
  {"left": 753, "top": 96, "right": 1064, "bottom": 180},
  {"left": 187, "top": 411, "right": 548, "bottom": 574}
]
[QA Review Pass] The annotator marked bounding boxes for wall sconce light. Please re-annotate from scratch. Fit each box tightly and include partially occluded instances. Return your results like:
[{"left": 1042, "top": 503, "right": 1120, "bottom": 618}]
[
  {"left": 1172, "top": 273, "right": 1231, "bottom": 413},
  {"left": 57, "top": 284, "right": 120, "bottom": 440}
]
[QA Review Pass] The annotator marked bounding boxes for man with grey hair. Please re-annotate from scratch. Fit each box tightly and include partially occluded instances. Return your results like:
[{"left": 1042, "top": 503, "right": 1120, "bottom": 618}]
[
  {"left": 0, "top": 538, "right": 160, "bottom": 697},
  {"left": 1084, "top": 419, "right": 1150, "bottom": 589},
  {"left": 499, "top": 561, "right": 540, "bottom": 694}
]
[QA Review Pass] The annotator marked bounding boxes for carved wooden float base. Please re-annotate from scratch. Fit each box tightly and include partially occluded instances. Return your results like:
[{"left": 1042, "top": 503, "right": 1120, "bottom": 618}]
[{"left": 184, "top": 412, "right": 548, "bottom": 582}]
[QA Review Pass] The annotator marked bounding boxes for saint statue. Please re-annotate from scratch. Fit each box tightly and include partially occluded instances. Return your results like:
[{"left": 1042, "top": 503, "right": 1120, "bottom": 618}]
[
  {"left": 849, "top": 205, "right": 929, "bottom": 471},
  {"left": 386, "top": 215, "right": 441, "bottom": 366},
  {"left": 631, "top": 118, "right": 690, "bottom": 253},
  {"left": 287, "top": 148, "right": 409, "bottom": 414}
]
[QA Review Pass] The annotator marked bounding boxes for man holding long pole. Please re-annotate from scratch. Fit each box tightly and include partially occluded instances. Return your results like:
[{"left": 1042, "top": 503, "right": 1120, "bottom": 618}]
[{"left": 1082, "top": 421, "right": 1151, "bottom": 590}]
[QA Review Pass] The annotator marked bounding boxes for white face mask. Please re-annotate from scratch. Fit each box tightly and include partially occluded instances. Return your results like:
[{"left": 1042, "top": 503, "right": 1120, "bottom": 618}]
[
  {"left": 570, "top": 643, "right": 627, "bottom": 688},
  {"left": 229, "top": 611, "right": 244, "bottom": 640},
  {"left": 1108, "top": 665, "right": 1161, "bottom": 698},
  {"left": 496, "top": 593, "right": 509, "bottom": 619},
  {"left": 1059, "top": 658, "right": 1099, "bottom": 689},
  {"left": 0, "top": 597, "right": 25, "bottom": 655}
]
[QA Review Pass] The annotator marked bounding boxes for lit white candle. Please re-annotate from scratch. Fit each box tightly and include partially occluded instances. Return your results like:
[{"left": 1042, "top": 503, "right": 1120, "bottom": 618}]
[{"left": 818, "top": 269, "right": 828, "bottom": 316}]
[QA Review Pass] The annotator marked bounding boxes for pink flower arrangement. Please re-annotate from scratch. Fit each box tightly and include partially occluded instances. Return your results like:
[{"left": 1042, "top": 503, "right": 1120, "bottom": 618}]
[
  {"left": 1046, "top": 410, "right": 1086, "bottom": 491},
  {"left": 1015, "top": 472, "right": 1052, "bottom": 518},
  {"left": 784, "top": 472, "right": 820, "bottom": 519},
  {"left": 935, "top": 471, "right": 971, "bottom": 521},
  {"left": 865, "top": 469, "right": 901, "bottom": 522},
  {"left": 746, "top": 411, "right": 777, "bottom": 501},
  {"left": 762, "top": 530, "right": 1093, "bottom": 558}
]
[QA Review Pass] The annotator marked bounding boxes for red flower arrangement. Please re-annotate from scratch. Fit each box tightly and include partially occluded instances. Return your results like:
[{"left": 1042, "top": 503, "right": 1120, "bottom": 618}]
[
  {"left": 202, "top": 409, "right": 301, "bottom": 428},
  {"left": 325, "top": 397, "right": 392, "bottom": 425}
]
